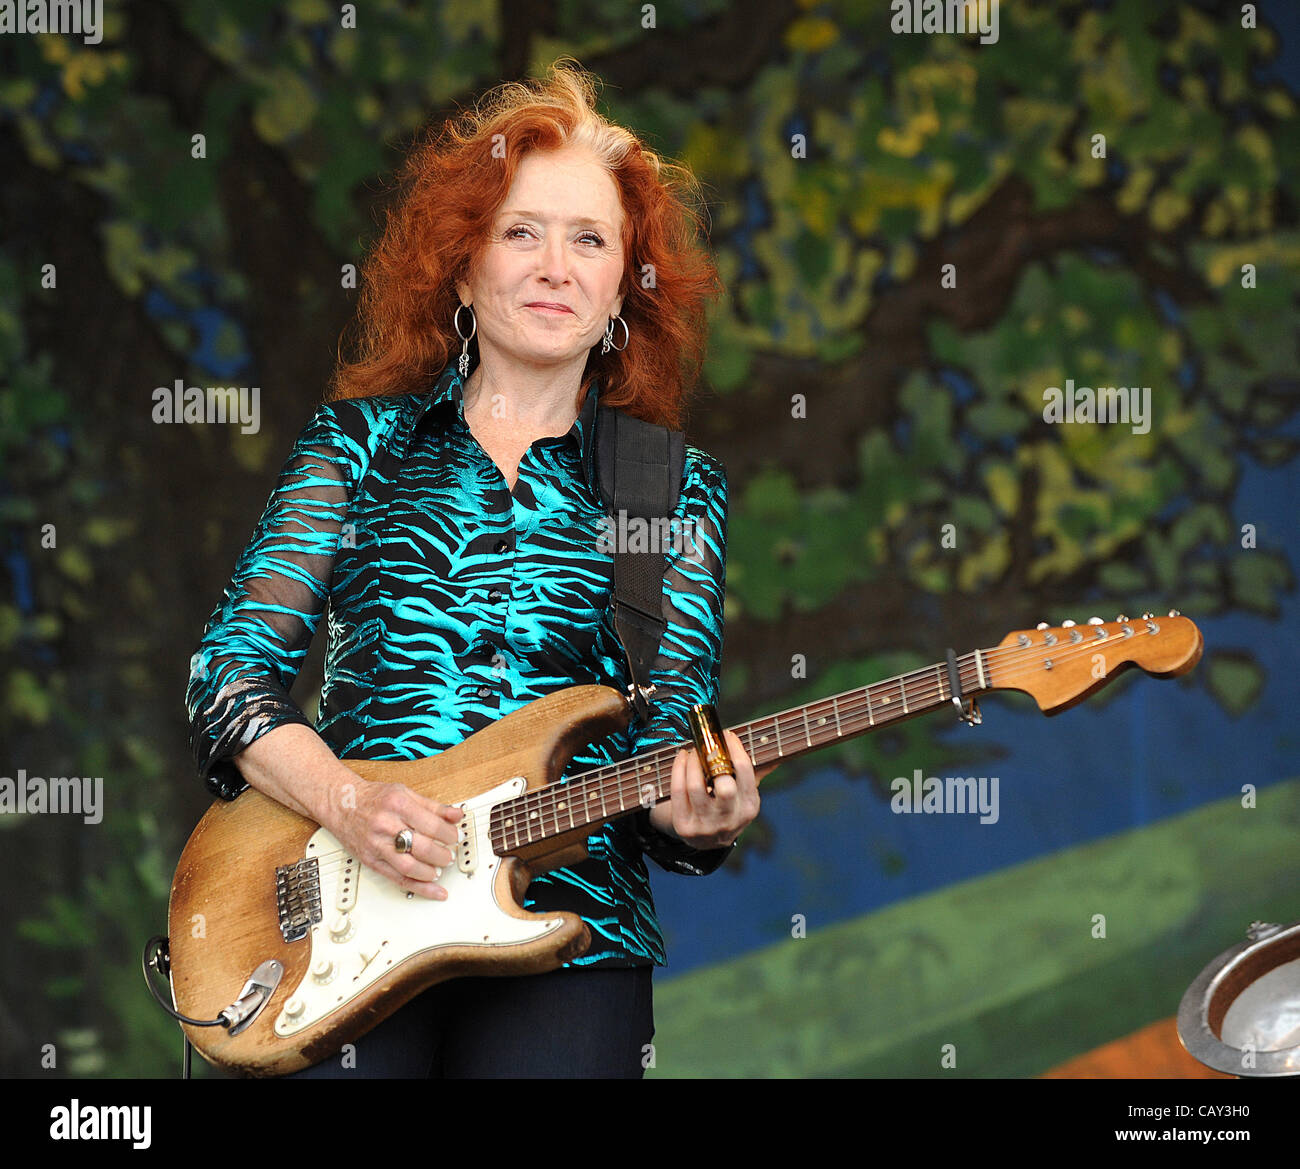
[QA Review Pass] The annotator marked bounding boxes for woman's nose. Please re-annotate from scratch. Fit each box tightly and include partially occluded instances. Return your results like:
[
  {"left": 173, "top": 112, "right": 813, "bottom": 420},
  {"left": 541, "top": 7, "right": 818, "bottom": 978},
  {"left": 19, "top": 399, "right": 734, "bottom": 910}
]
[{"left": 537, "top": 233, "right": 571, "bottom": 284}]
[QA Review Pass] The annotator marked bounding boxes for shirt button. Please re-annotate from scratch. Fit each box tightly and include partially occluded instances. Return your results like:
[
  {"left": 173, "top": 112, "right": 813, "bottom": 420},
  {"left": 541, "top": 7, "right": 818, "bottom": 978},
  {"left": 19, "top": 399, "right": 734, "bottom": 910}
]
[
  {"left": 477, "top": 686, "right": 492, "bottom": 698},
  {"left": 494, "top": 539, "right": 509, "bottom": 554}
]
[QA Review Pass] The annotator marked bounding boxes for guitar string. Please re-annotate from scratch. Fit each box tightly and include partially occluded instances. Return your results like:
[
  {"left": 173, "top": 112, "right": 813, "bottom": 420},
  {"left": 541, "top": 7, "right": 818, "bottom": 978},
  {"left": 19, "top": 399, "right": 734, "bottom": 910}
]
[
  {"left": 306, "top": 626, "right": 1170, "bottom": 877},
  {"left": 483, "top": 625, "right": 1163, "bottom": 830},
  {"left": 482, "top": 625, "right": 1171, "bottom": 850},
  {"left": 304, "top": 657, "right": 989, "bottom": 880},
  {"left": 299, "top": 625, "right": 1170, "bottom": 880},
  {"left": 483, "top": 625, "right": 1163, "bottom": 851}
]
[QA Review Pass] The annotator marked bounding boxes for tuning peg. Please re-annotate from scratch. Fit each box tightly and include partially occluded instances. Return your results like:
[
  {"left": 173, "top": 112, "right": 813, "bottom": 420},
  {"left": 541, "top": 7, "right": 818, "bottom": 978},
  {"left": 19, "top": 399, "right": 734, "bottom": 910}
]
[
  {"left": 1115, "top": 614, "right": 1128, "bottom": 622},
  {"left": 1061, "top": 619, "right": 1076, "bottom": 627},
  {"left": 1087, "top": 616, "right": 1103, "bottom": 624},
  {"left": 1035, "top": 622, "right": 1049, "bottom": 630},
  {"left": 1141, "top": 611, "right": 1153, "bottom": 619},
  {"left": 1168, "top": 609, "right": 1181, "bottom": 617}
]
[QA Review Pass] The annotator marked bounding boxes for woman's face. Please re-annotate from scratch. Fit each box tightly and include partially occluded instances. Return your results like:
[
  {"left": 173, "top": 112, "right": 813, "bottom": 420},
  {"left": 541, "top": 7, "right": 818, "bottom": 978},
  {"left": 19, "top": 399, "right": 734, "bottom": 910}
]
[{"left": 457, "top": 145, "right": 626, "bottom": 377}]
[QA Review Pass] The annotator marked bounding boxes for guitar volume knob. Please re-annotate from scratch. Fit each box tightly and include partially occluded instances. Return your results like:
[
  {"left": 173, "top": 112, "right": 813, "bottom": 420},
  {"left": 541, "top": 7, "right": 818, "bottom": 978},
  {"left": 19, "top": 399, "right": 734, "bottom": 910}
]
[{"left": 329, "top": 914, "right": 354, "bottom": 943}]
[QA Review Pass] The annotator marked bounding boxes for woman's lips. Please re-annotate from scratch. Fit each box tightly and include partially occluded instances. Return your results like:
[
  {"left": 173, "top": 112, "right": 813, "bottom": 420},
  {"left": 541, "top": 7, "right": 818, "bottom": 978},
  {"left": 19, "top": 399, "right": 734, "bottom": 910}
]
[{"left": 526, "top": 303, "right": 574, "bottom": 314}]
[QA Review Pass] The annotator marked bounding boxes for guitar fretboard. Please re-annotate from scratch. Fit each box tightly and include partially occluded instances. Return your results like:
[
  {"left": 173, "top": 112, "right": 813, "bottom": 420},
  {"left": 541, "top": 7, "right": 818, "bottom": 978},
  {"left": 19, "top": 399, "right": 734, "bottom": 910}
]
[{"left": 488, "top": 648, "right": 990, "bottom": 855}]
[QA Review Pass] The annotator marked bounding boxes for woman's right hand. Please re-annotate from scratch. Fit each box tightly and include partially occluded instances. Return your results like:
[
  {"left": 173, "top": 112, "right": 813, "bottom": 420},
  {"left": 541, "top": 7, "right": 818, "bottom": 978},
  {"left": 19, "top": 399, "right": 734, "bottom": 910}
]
[{"left": 322, "top": 777, "right": 465, "bottom": 900}]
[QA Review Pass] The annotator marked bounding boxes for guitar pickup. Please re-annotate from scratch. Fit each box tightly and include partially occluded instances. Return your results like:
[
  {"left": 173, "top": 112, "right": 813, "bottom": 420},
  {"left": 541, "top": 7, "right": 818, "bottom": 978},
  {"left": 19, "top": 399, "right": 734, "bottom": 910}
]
[
  {"left": 335, "top": 855, "right": 357, "bottom": 912},
  {"left": 456, "top": 808, "right": 477, "bottom": 875}
]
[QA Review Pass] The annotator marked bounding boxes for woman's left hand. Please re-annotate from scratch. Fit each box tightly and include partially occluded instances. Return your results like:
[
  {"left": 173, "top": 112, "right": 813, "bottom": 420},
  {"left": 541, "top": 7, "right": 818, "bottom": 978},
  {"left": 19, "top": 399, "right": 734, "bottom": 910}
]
[{"left": 647, "top": 729, "right": 775, "bottom": 849}]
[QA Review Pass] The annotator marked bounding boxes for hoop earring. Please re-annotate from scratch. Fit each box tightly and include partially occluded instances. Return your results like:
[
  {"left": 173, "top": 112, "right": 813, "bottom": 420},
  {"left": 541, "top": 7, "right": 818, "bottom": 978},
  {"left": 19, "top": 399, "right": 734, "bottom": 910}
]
[
  {"left": 454, "top": 303, "right": 477, "bottom": 377},
  {"left": 601, "top": 314, "right": 629, "bottom": 355}
]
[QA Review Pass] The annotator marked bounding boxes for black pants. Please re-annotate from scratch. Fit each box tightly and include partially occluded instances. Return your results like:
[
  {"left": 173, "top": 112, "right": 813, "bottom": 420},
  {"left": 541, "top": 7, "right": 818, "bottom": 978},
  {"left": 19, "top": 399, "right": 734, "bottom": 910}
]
[{"left": 280, "top": 965, "right": 655, "bottom": 1079}]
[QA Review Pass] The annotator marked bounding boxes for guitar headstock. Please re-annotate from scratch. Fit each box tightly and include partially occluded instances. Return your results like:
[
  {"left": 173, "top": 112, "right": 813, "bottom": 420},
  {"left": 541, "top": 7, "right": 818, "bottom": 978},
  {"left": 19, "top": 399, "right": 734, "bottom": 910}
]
[{"left": 987, "top": 612, "right": 1204, "bottom": 714}]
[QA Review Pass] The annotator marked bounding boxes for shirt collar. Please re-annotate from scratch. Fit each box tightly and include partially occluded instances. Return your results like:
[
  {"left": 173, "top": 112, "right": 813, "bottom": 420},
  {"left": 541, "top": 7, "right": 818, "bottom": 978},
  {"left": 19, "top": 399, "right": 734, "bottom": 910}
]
[{"left": 415, "top": 360, "right": 601, "bottom": 494}]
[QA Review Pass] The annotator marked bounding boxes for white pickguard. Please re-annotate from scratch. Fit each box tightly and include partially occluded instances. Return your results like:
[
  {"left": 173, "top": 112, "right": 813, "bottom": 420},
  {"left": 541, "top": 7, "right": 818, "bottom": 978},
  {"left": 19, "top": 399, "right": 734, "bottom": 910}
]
[{"left": 273, "top": 777, "right": 564, "bottom": 1038}]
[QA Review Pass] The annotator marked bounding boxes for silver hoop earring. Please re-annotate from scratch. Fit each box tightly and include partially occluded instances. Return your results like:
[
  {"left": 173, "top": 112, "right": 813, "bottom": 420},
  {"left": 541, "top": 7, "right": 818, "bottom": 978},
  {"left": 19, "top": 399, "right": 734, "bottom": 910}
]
[
  {"left": 601, "top": 314, "right": 629, "bottom": 355},
  {"left": 454, "top": 303, "right": 477, "bottom": 377}
]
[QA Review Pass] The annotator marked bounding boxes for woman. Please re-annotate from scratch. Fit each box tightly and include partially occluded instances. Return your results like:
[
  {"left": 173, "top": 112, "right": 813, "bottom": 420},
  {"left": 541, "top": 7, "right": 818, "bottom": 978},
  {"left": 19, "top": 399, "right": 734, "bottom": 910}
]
[{"left": 185, "top": 60, "right": 768, "bottom": 1078}]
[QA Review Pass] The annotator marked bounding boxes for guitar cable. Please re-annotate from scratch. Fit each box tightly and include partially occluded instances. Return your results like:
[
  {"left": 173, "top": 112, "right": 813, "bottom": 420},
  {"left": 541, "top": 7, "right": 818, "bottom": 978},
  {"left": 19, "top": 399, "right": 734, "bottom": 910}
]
[{"left": 141, "top": 935, "right": 228, "bottom": 1079}]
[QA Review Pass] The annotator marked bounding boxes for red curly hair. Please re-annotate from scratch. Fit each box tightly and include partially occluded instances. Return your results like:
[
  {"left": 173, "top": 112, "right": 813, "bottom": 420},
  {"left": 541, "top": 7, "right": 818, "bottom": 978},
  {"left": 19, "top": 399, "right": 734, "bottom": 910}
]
[{"left": 329, "top": 58, "right": 722, "bottom": 431}]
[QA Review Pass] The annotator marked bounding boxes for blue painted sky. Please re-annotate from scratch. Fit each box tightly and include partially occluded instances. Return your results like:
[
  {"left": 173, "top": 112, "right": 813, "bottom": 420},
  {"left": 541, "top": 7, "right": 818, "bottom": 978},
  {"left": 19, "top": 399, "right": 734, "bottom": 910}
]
[{"left": 653, "top": 440, "right": 1298, "bottom": 974}]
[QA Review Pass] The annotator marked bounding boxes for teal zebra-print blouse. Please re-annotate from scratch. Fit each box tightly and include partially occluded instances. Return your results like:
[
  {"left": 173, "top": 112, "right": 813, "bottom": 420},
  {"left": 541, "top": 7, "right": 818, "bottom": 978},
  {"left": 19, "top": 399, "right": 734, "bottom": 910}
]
[{"left": 184, "top": 360, "right": 731, "bottom": 967}]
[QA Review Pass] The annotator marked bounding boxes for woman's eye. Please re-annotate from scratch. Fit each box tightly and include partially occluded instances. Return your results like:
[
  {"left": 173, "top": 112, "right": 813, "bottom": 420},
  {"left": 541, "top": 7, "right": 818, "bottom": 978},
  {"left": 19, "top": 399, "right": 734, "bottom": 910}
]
[{"left": 503, "top": 226, "right": 603, "bottom": 246}]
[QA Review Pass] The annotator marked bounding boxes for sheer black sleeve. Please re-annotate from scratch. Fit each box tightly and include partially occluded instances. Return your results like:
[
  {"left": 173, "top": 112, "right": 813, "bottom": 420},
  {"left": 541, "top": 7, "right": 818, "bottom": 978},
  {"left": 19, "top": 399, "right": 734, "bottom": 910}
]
[{"left": 184, "top": 403, "right": 362, "bottom": 800}]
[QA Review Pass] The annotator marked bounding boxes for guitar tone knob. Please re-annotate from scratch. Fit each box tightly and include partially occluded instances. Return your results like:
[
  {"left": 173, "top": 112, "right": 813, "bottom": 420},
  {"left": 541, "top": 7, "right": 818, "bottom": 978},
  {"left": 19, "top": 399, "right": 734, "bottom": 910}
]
[
  {"left": 284, "top": 997, "right": 305, "bottom": 1019},
  {"left": 311, "top": 958, "right": 336, "bottom": 985},
  {"left": 329, "top": 914, "right": 354, "bottom": 943}
]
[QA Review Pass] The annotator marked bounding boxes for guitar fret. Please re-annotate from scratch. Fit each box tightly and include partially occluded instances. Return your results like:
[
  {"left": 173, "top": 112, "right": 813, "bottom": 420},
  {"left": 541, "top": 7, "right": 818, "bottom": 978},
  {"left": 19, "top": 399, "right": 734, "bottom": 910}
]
[
  {"left": 802, "top": 707, "right": 812, "bottom": 747},
  {"left": 975, "top": 648, "right": 987, "bottom": 689},
  {"left": 901, "top": 676, "right": 909, "bottom": 714},
  {"left": 867, "top": 685, "right": 875, "bottom": 727},
  {"left": 774, "top": 716, "right": 783, "bottom": 757},
  {"left": 832, "top": 694, "right": 842, "bottom": 737}
]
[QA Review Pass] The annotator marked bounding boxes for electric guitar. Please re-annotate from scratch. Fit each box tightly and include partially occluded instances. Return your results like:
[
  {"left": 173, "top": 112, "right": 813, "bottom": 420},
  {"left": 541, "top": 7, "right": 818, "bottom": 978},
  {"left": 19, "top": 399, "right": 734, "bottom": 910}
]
[{"left": 166, "top": 612, "right": 1203, "bottom": 1075}]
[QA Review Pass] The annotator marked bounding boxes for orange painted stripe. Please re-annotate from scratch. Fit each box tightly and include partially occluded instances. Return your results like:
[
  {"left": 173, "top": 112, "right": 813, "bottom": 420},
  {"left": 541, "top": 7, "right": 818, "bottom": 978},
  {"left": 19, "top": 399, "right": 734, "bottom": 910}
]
[{"left": 1042, "top": 1016, "right": 1234, "bottom": 1079}]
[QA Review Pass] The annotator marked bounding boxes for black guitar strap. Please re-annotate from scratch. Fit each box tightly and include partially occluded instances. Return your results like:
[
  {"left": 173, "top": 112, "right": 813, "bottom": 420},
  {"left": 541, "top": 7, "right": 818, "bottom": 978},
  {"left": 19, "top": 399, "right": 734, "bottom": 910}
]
[{"left": 594, "top": 405, "right": 685, "bottom": 725}]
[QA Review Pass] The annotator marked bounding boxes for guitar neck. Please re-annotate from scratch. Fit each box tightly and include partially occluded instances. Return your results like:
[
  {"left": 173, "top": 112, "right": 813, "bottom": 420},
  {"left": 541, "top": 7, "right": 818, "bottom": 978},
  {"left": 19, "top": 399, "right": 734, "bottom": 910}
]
[{"left": 490, "top": 649, "right": 992, "bottom": 856}]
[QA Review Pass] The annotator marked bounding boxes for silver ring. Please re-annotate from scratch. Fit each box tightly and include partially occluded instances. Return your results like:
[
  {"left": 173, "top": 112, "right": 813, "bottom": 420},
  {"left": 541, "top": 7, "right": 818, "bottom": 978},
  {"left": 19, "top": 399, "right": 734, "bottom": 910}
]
[{"left": 394, "top": 827, "right": 414, "bottom": 854}]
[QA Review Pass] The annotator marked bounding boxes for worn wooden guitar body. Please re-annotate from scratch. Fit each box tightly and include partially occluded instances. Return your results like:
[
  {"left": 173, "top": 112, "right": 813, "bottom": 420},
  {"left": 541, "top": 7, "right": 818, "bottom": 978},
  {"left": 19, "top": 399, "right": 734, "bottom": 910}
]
[
  {"left": 168, "top": 613, "right": 1204, "bottom": 1076},
  {"left": 168, "top": 684, "right": 632, "bottom": 1077}
]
